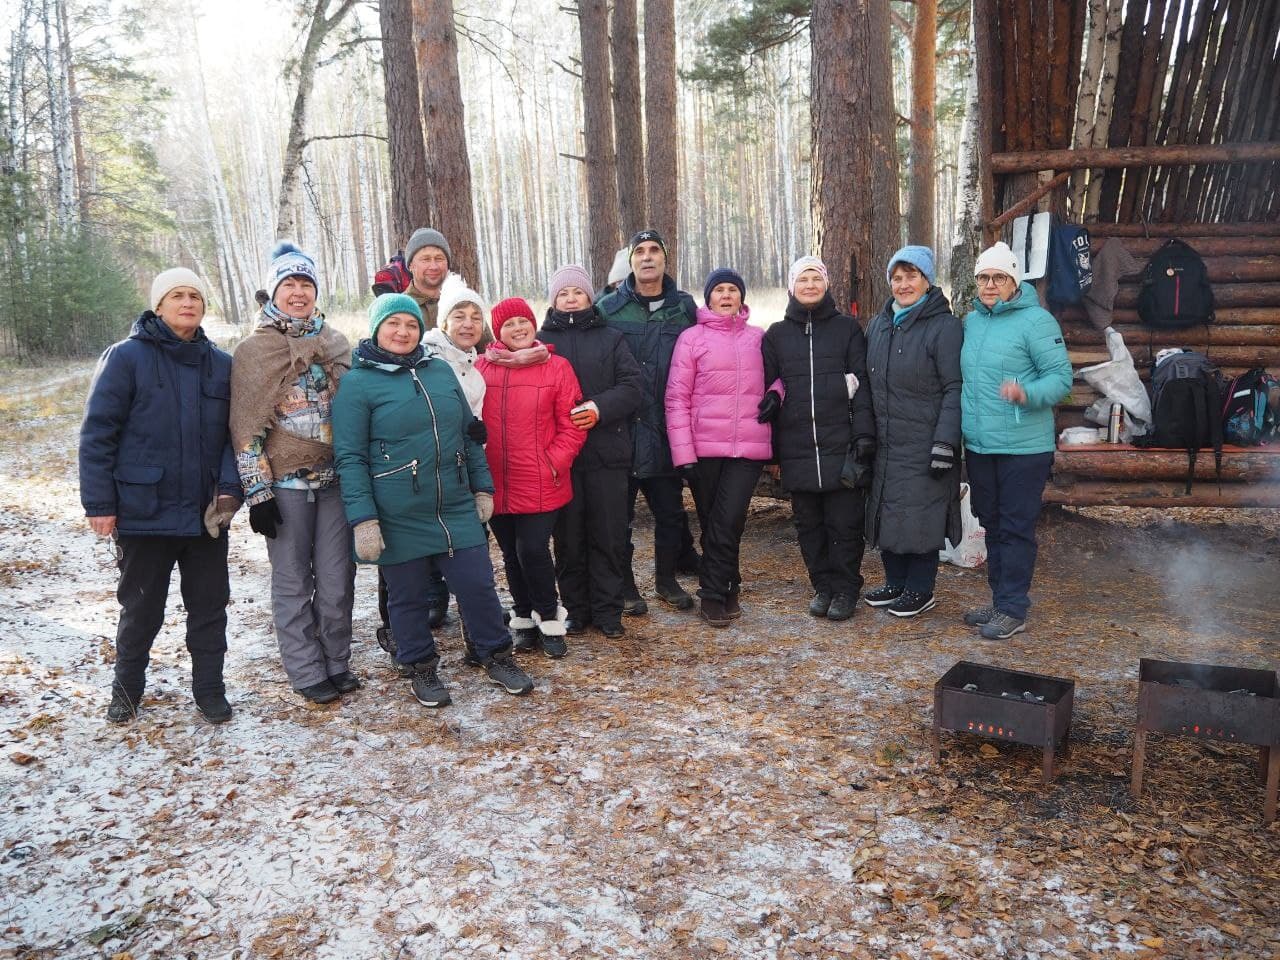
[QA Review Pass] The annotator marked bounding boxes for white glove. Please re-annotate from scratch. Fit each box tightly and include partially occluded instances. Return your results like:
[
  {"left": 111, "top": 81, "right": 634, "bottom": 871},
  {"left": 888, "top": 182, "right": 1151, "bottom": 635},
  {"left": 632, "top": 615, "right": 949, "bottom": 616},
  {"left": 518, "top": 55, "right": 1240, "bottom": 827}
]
[
  {"left": 353, "top": 519, "right": 385, "bottom": 562},
  {"left": 845, "top": 373, "right": 860, "bottom": 399},
  {"left": 474, "top": 492, "right": 494, "bottom": 524}
]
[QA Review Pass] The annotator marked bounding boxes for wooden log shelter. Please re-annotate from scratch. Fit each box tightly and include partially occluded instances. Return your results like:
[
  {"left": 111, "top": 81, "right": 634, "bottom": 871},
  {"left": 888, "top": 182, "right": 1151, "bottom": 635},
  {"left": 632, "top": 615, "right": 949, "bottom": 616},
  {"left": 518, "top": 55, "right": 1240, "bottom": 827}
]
[{"left": 972, "top": 0, "right": 1280, "bottom": 507}]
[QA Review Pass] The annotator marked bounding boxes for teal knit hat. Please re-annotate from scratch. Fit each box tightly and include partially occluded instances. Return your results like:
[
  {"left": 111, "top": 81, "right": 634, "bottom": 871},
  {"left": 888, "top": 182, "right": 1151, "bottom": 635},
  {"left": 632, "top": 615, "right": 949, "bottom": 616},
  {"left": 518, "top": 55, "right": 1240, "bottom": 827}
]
[{"left": 368, "top": 293, "right": 424, "bottom": 338}]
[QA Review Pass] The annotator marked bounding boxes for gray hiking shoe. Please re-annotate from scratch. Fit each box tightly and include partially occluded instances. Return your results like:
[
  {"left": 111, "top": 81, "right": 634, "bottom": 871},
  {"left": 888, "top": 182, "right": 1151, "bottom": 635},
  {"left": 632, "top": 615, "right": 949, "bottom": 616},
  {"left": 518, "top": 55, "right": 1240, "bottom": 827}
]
[
  {"left": 979, "top": 611, "right": 1026, "bottom": 640},
  {"left": 484, "top": 652, "right": 534, "bottom": 696},
  {"left": 409, "top": 661, "right": 451, "bottom": 708},
  {"left": 963, "top": 605, "right": 998, "bottom": 626}
]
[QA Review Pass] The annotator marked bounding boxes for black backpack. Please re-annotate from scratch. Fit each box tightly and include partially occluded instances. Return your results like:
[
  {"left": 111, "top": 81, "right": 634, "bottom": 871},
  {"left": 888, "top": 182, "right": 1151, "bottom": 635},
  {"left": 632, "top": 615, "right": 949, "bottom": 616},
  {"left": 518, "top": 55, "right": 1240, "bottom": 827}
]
[
  {"left": 1137, "top": 239, "right": 1214, "bottom": 329},
  {"left": 1221, "top": 368, "right": 1279, "bottom": 445},
  {"left": 1134, "top": 350, "right": 1222, "bottom": 493}
]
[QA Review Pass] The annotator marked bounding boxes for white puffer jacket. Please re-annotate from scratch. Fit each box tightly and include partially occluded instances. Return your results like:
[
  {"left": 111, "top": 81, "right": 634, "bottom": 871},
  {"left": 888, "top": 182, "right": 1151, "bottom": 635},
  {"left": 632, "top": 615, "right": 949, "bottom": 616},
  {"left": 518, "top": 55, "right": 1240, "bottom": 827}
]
[{"left": 423, "top": 327, "right": 484, "bottom": 418}]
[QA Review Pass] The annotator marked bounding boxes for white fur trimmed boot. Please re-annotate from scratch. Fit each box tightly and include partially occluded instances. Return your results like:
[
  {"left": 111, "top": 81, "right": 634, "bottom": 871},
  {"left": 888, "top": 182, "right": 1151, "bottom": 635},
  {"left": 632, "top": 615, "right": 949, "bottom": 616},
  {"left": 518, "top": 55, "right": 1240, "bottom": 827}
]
[
  {"left": 509, "top": 615, "right": 539, "bottom": 653},
  {"left": 532, "top": 606, "right": 569, "bottom": 659}
]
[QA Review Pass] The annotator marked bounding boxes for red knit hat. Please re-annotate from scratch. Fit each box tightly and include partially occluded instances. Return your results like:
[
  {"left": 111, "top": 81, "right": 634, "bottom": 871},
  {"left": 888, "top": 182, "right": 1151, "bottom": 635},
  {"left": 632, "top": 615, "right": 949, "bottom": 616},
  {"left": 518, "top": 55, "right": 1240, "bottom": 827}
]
[{"left": 490, "top": 297, "right": 536, "bottom": 341}]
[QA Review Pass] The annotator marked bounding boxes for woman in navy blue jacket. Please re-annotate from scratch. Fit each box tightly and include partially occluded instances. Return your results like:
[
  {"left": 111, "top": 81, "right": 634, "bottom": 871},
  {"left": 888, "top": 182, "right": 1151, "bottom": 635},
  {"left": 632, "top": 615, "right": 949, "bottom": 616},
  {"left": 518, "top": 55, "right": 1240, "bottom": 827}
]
[{"left": 79, "top": 268, "right": 242, "bottom": 725}]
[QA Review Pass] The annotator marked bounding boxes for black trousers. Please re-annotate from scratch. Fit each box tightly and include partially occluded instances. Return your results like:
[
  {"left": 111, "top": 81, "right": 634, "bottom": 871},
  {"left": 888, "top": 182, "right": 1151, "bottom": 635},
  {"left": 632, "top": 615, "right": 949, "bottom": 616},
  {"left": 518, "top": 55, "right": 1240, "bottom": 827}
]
[
  {"left": 112, "top": 533, "right": 230, "bottom": 701},
  {"left": 553, "top": 465, "right": 629, "bottom": 629},
  {"left": 789, "top": 487, "right": 866, "bottom": 596},
  {"left": 490, "top": 510, "right": 561, "bottom": 619},
  {"left": 688, "top": 458, "right": 763, "bottom": 600},
  {"left": 626, "top": 475, "right": 696, "bottom": 580}
]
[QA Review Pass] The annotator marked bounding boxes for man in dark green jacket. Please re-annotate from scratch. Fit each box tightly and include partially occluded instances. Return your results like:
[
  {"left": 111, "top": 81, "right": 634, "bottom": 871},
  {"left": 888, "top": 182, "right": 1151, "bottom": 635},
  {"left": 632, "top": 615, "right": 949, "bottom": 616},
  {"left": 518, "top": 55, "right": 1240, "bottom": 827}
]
[{"left": 596, "top": 230, "right": 700, "bottom": 613}]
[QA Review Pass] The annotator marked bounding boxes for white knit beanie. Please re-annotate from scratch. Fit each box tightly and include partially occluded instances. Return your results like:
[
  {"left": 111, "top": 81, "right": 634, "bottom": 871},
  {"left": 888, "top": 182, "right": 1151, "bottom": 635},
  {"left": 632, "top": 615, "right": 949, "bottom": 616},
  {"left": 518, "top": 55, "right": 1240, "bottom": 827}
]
[
  {"left": 150, "top": 268, "right": 205, "bottom": 311},
  {"left": 974, "top": 241, "right": 1023, "bottom": 287},
  {"left": 436, "top": 273, "right": 486, "bottom": 328}
]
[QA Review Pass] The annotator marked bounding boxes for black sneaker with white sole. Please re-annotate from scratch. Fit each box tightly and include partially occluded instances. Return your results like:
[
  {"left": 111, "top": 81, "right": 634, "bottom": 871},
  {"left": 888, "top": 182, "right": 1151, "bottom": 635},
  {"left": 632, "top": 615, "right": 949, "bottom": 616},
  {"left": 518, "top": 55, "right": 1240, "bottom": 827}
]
[
  {"left": 963, "top": 605, "right": 998, "bottom": 626},
  {"left": 864, "top": 584, "right": 905, "bottom": 608},
  {"left": 484, "top": 652, "right": 534, "bottom": 695},
  {"left": 979, "top": 611, "right": 1026, "bottom": 640},
  {"left": 409, "top": 661, "right": 451, "bottom": 708},
  {"left": 887, "top": 590, "right": 938, "bottom": 618}
]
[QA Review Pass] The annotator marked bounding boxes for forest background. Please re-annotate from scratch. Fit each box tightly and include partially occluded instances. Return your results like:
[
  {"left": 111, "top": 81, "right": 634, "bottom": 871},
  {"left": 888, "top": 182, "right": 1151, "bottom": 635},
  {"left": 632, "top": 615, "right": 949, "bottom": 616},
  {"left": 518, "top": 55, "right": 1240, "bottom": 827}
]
[{"left": 0, "top": 0, "right": 980, "bottom": 358}]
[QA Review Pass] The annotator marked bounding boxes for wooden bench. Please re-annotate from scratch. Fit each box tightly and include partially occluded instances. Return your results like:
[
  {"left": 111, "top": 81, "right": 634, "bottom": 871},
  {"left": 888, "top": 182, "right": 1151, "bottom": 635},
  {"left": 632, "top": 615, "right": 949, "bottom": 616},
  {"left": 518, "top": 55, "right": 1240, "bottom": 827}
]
[{"left": 1048, "top": 442, "right": 1280, "bottom": 506}]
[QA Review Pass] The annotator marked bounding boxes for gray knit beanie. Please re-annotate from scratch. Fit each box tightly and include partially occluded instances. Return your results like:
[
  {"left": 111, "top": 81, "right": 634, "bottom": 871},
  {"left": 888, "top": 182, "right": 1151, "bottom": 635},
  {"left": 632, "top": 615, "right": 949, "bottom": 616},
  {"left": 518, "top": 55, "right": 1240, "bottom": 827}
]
[{"left": 405, "top": 228, "right": 452, "bottom": 268}]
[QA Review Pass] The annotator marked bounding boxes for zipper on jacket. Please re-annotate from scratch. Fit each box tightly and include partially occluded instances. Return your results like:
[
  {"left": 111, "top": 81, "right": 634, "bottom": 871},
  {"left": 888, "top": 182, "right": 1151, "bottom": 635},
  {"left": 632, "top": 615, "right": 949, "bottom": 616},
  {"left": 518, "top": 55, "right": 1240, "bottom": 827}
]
[
  {"left": 379, "top": 440, "right": 389, "bottom": 461},
  {"left": 456, "top": 450, "right": 465, "bottom": 484},
  {"left": 1174, "top": 274, "right": 1181, "bottom": 317},
  {"left": 372, "top": 458, "right": 419, "bottom": 489},
  {"left": 409, "top": 367, "right": 454, "bottom": 557},
  {"left": 501, "top": 367, "right": 511, "bottom": 513},
  {"left": 807, "top": 312, "right": 822, "bottom": 485}
]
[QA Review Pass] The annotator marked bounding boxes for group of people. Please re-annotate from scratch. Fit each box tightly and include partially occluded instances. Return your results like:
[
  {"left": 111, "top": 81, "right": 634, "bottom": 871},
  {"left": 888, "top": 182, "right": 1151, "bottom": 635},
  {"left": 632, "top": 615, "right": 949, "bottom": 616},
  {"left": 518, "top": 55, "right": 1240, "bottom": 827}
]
[{"left": 79, "top": 221, "right": 1071, "bottom": 724}]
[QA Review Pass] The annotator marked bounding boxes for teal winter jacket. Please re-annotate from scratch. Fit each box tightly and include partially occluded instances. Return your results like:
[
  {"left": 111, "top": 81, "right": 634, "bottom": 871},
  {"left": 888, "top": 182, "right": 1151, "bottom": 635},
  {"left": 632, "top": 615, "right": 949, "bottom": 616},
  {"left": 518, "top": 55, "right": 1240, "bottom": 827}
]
[
  {"left": 332, "top": 346, "right": 493, "bottom": 565},
  {"left": 960, "top": 283, "right": 1072, "bottom": 455}
]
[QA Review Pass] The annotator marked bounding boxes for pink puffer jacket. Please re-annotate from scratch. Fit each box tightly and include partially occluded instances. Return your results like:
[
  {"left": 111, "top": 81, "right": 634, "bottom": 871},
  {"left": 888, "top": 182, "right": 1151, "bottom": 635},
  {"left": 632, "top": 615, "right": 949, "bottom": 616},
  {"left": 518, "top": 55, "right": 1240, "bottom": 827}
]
[{"left": 665, "top": 305, "right": 773, "bottom": 466}]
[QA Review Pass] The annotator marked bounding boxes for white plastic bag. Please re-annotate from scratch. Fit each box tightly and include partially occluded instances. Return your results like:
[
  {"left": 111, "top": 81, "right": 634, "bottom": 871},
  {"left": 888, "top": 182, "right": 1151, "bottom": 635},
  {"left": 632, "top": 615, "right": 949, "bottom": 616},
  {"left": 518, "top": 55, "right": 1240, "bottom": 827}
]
[
  {"left": 940, "top": 483, "right": 986, "bottom": 568},
  {"left": 1078, "top": 326, "right": 1152, "bottom": 440}
]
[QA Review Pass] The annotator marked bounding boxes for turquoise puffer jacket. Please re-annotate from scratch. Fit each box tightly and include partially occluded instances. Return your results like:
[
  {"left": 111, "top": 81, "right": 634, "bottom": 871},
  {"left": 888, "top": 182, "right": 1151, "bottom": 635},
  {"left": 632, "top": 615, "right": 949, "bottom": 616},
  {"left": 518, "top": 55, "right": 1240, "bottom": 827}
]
[{"left": 960, "top": 283, "right": 1072, "bottom": 455}]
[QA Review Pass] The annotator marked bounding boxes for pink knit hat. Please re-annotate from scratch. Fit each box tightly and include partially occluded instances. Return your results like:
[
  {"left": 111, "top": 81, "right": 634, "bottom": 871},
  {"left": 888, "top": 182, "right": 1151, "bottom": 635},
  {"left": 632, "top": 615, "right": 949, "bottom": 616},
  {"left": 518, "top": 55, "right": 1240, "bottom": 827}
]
[
  {"left": 788, "top": 256, "right": 829, "bottom": 294},
  {"left": 547, "top": 264, "right": 595, "bottom": 305}
]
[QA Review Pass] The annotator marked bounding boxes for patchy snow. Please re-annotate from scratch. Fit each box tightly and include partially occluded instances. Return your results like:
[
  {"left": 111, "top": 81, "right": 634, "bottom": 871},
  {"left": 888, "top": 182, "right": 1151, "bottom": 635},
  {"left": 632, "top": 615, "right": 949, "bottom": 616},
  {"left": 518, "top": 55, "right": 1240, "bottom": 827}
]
[{"left": 1, "top": 367, "right": 1278, "bottom": 959}]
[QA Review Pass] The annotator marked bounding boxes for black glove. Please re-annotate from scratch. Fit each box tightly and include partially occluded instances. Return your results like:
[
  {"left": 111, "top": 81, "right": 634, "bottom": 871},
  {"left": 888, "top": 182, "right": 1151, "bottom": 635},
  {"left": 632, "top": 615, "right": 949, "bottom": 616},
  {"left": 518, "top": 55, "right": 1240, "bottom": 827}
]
[
  {"left": 756, "top": 390, "right": 782, "bottom": 424},
  {"left": 853, "top": 436, "right": 877, "bottom": 465},
  {"left": 249, "top": 499, "right": 283, "bottom": 540},
  {"left": 929, "top": 442, "right": 957, "bottom": 480},
  {"left": 466, "top": 417, "right": 488, "bottom": 445}
]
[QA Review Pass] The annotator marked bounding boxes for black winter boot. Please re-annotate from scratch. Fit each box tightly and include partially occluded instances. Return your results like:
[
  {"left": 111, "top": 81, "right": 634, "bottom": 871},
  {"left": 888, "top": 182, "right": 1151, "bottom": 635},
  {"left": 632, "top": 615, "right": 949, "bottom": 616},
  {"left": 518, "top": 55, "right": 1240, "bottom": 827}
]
[
  {"left": 826, "top": 593, "right": 858, "bottom": 621},
  {"left": 409, "top": 659, "right": 451, "bottom": 708},
  {"left": 509, "top": 615, "right": 540, "bottom": 653},
  {"left": 699, "top": 597, "right": 731, "bottom": 628}
]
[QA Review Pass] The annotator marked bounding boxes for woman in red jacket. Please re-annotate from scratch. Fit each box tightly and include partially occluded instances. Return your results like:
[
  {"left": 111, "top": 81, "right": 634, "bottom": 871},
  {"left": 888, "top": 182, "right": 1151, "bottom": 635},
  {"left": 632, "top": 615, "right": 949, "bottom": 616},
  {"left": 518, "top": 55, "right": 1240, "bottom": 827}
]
[{"left": 478, "top": 298, "right": 587, "bottom": 657}]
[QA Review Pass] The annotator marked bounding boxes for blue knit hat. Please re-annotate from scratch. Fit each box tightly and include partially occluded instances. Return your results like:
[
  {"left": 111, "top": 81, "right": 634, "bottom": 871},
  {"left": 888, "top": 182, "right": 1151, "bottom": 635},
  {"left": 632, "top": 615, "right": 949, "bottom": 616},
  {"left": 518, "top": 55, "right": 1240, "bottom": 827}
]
[
  {"left": 368, "top": 293, "right": 424, "bottom": 338},
  {"left": 703, "top": 267, "right": 746, "bottom": 306},
  {"left": 265, "top": 241, "right": 319, "bottom": 302},
  {"left": 886, "top": 245, "right": 935, "bottom": 285}
]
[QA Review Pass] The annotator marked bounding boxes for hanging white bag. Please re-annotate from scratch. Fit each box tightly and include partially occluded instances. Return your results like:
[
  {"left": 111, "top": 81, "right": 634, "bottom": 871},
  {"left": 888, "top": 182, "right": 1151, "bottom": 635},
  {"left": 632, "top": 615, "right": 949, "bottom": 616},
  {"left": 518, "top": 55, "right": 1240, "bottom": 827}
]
[
  {"left": 1078, "top": 326, "right": 1153, "bottom": 440},
  {"left": 940, "top": 483, "right": 986, "bottom": 568}
]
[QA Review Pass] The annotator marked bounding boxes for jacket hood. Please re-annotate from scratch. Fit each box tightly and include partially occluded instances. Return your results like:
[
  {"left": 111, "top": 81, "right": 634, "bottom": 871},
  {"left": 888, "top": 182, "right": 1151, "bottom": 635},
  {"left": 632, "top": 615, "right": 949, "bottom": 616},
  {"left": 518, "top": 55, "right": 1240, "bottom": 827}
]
[
  {"left": 876, "top": 285, "right": 952, "bottom": 328},
  {"left": 422, "top": 326, "right": 477, "bottom": 364},
  {"left": 971, "top": 281, "right": 1041, "bottom": 318},
  {"left": 783, "top": 291, "right": 840, "bottom": 326},
  {"left": 695, "top": 304, "right": 751, "bottom": 332},
  {"left": 541, "top": 305, "right": 605, "bottom": 332},
  {"left": 131, "top": 310, "right": 210, "bottom": 347}
]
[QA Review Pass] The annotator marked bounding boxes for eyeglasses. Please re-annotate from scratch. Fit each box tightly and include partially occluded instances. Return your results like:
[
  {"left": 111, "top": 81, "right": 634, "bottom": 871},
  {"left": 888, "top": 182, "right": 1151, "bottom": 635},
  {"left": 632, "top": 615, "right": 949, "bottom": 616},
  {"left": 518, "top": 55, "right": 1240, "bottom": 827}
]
[{"left": 976, "top": 273, "right": 1014, "bottom": 287}]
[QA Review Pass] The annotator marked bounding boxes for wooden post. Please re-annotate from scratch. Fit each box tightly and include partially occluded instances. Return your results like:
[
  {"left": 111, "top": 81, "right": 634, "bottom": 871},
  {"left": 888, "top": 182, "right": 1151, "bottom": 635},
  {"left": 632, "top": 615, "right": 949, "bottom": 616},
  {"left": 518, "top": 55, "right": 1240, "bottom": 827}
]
[{"left": 990, "top": 141, "right": 1280, "bottom": 174}]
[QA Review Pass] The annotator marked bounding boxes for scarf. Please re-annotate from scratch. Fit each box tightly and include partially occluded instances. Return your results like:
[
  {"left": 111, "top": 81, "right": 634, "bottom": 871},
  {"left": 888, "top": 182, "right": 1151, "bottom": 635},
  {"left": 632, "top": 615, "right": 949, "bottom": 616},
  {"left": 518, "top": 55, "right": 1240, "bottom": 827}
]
[
  {"left": 230, "top": 311, "right": 352, "bottom": 478},
  {"left": 357, "top": 338, "right": 424, "bottom": 368},
  {"left": 483, "top": 341, "right": 551, "bottom": 367}
]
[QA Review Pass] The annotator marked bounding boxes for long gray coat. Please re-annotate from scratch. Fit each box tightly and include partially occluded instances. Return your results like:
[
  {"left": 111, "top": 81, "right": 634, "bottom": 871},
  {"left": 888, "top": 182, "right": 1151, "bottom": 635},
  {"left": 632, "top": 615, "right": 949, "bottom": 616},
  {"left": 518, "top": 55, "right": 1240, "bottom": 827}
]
[{"left": 865, "top": 286, "right": 964, "bottom": 554}]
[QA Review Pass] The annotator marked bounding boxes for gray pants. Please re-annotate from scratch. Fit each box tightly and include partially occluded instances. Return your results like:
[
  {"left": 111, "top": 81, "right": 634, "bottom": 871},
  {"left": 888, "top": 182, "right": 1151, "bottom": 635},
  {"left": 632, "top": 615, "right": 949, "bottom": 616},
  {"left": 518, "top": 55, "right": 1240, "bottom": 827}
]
[{"left": 265, "top": 485, "right": 355, "bottom": 689}]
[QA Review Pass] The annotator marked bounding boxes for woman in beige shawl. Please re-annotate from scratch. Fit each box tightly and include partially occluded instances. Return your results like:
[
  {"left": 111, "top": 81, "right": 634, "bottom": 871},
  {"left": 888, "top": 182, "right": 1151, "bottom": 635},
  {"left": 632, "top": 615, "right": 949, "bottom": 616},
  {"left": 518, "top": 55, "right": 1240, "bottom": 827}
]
[{"left": 230, "top": 242, "right": 356, "bottom": 705}]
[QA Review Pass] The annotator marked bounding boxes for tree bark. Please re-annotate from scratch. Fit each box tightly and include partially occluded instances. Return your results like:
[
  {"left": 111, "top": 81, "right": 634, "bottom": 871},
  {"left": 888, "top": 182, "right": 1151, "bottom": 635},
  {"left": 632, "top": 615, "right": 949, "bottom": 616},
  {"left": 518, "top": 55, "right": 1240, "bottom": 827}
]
[
  {"left": 950, "top": 14, "right": 981, "bottom": 314},
  {"left": 414, "top": 0, "right": 480, "bottom": 287},
  {"left": 577, "top": 0, "right": 621, "bottom": 288},
  {"left": 55, "top": 0, "right": 88, "bottom": 228},
  {"left": 644, "top": 0, "right": 679, "bottom": 276},
  {"left": 41, "top": 0, "right": 75, "bottom": 231},
  {"left": 907, "top": 0, "right": 936, "bottom": 249},
  {"left": 275, "top": 0, "right": 358, "bottom": 240},
  {"left": 811, "top": 0, "right": 899, "bottom": 313},
  {"left": 611, "top": 0, "right": 646, "bottom": 241},
  {"left": 379, "top": 0, "right": 432, "bottom": 249},
  {"left": 1083, "top": 0, "right": 1125, "bottom": 218}
]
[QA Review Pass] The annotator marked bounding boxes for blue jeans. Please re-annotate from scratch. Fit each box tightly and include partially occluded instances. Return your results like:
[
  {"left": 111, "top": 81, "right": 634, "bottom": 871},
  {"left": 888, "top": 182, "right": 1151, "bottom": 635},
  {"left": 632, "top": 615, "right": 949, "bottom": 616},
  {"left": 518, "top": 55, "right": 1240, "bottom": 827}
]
[
  {"left": 880, "top": 549, "right": 939, "bottom": 595},
  {"left": 964, "top": 450, "right": 1054, "bottom": 620},
  {"left": 382, "top": 545, "right": 510, "bottom": 666}
]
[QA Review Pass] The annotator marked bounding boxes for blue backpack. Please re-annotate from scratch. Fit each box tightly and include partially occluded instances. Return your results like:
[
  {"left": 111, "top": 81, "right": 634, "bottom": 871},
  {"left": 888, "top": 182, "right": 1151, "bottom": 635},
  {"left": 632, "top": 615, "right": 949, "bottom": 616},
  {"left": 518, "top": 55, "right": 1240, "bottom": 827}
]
[{"left": 1221, "top": 369, "right": 1279, "bottom": 445}]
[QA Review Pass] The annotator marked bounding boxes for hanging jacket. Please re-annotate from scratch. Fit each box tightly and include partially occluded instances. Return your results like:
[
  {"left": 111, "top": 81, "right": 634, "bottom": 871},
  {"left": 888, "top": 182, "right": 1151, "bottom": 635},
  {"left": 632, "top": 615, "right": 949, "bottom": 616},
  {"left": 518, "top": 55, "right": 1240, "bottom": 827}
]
[
  {"left": 665, "top": 305, "right": 773, "bottom": 466},
  {"left": 961, "top": 282, "right": 1073, "bottom": 455},
  {"left": 596, "top": 274, "right": 697, "bottom": 478},
  {"left": 332, "top": 345, "right": 492, "bottom": 566},
  {"left": 538, "top": 306, "right": 643, "bottom": 472},
  {"left": 79, "top": 312, "right": 240, "bottom": 537},
  {"left": 762, "top": 292, "right": 875, "bottom": 493},
  {"left": 477, "top": 341, "right": 587, "bottom": 515},
  {"left": 422, "top": 327, "right": 485, "bottom": 418},
  {"left": 864, "top": 287, "right": 964, "bottom": 554}
]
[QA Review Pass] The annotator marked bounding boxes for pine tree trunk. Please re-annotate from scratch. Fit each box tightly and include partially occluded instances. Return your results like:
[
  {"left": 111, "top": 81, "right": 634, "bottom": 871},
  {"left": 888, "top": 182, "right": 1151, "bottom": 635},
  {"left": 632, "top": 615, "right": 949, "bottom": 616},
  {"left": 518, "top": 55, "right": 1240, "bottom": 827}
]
[
  {"left": 908, "top": 0, "right": 937, "bottom": 249},
  {"left": 644, "top": 0, "right": 679, "bottom": 277},
  {"left": 379, "top": 0, "right": 432, "bottom": 249},
  {"left": 811, "top": 0, "right": 900, "bottom": 313},
  {"left": 611, "top": 0, "right": 646, "bottom": 241},
  {"left": 578, "top": 0, "right": 621, "bottom": 288},
  {"left": 413, "top": 0, "right": 480, "bottom": 286}
]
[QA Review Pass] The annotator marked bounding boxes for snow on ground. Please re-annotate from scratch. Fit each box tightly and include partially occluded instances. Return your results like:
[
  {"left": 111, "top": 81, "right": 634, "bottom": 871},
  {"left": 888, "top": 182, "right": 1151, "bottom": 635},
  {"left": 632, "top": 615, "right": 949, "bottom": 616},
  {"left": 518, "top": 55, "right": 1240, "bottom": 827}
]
[{"left": 1, "top": 366, "right": 1278, "bottom": 959}]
